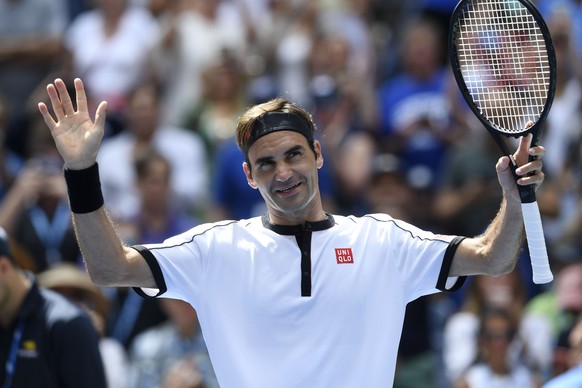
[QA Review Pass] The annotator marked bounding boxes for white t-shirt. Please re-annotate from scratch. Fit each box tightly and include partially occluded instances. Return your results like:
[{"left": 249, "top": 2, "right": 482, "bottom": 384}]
[
  {"left": 65, "top": 7, "right": 160, "bottom": 110},
  {"left": 134, "top": 213, "right": 464, "bottom": 387},
  {"left": 464, "top": 363, "right": 535, "bottom": 388}
]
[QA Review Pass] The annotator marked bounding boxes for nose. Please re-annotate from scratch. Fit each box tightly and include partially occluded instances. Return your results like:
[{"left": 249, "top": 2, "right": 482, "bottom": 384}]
[{"left": 274, "top": 162, "right": 293, "bottom": 182}]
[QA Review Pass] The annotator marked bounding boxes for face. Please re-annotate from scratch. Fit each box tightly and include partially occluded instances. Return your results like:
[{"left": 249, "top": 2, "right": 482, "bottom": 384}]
[
  {"left": 480, "top": 315, "right": 514, "bottom": 364},
  {"left": 138, "top": 158, "right": 171, "bottom": 210},
  {"left": 243, "top": 131, "right": 324, "bottom": 225},
  {"left": 126, "top": 87, "right": 159, "bottom": 139}
]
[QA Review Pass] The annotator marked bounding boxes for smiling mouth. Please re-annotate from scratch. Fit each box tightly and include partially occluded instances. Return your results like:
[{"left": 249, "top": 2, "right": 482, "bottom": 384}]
[{"left": 276, "top": 183, "right": 301, "bottom": 194}]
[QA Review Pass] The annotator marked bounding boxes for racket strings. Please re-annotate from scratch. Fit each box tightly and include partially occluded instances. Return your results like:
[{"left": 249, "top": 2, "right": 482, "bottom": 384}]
[{"left": 455, "top": 0, "right": 551, "bottom": 134}]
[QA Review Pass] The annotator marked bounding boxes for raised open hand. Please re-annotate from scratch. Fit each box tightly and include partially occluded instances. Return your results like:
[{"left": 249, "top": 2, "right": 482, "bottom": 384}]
[{"left": 38, "top": 78, "right": 107, "bottom": 170}]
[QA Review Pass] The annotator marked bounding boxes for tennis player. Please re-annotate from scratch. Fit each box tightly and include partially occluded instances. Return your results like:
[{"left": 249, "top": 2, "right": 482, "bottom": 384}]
[{"left": 38, "top": 78, "right": 545, "bottom": 387}]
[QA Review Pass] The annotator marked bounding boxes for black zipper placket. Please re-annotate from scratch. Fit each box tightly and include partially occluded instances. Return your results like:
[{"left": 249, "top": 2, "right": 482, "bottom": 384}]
[{"left": 294, "top": 226, "right": 313, "bottom": 297}]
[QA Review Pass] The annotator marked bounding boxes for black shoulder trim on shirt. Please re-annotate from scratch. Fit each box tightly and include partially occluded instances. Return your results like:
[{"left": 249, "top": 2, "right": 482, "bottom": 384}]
[
  {"left": 130, "top": 245, "right": 167, "bottom": 298},
  {"left": 437, "top": 236, "right": 467, "bottom": 292}
]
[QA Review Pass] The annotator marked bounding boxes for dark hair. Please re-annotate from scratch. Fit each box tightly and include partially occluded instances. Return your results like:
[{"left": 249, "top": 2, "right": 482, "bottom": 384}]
[
  {"left": 235, "top": 98, "right": 317, "bottom": 165},
  {"left": 134, "top": 150, "right": 171, "bottom": 181},
  {"left": 477, "top": 307, "right": 518, "bottom": 343}
]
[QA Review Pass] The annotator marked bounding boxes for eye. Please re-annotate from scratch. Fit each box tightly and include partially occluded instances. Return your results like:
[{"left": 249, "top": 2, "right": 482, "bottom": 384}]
[
  {"left": 258, "top": 160, "right": 274, "bottom": 170},
  {"left": 288, "top": 150, "right": 302, "bottom": 160}
]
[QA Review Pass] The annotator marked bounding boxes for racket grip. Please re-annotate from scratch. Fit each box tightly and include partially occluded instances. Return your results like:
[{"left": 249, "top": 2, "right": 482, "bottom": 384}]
[{"left": 521, "top": 202, "right": 553, "bottom": 284}]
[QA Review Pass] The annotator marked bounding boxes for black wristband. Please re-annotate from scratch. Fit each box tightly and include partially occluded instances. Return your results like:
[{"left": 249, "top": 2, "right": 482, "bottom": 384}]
[{"left": 63, "top": 163, "right": 104, "bottom": 214}]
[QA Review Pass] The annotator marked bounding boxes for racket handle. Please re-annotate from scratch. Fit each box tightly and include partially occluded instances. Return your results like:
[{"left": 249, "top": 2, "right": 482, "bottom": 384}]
[{"left": 521, "top": 202, "right": 553, "bottom": 284}]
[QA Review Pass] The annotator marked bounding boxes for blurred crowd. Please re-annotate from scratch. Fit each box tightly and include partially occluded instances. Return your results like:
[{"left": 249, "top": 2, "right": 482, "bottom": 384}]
[{"left": 1, "top": 0, "right": 582, "bottom": 387}]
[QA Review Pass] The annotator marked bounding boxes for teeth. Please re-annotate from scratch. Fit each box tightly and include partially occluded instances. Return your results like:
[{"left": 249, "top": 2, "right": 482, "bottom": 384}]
[{"left": 279, "top": 184, "right": 298, "bottom": 192}]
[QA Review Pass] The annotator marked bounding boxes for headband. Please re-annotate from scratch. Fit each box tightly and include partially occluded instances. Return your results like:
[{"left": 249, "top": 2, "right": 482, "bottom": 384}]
[{"left": 243, "top": 112, "right": 314, "bottom": 152}]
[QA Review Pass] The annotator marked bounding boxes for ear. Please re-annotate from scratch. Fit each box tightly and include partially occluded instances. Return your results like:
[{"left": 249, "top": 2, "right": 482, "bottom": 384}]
[
  {"left": 242, "top": 162, "right": 258, "bottom": 189},
  {"left": 314, "top": 140, "right": 324, "bottom": 170}
]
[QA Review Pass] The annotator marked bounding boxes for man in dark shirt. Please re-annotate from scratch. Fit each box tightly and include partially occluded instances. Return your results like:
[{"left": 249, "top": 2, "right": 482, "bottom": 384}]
[{"left": 0, "top": 227, "right": 106, "bottom": 387}]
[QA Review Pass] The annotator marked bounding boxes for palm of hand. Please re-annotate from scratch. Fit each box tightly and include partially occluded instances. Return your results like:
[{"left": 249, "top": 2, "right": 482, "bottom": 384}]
[{"left": 38, "top": 78, "right": 107, "bottom": 170}]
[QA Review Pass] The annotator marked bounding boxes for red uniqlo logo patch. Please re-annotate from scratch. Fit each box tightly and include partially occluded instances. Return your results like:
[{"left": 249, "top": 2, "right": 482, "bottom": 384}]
[{"left": 335, "top": 248, "right": 354, "bottom": 264}]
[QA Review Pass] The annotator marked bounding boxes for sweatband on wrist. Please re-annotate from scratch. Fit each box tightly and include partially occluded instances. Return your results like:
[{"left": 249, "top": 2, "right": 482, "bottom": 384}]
[{"left": 63, "top": 163, "right": 104, "bottom": 214}]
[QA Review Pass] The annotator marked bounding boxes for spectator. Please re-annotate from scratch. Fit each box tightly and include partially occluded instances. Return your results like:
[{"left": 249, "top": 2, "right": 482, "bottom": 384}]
[
  {"left": 0, "top": 0, "right": 69, "bottom": 155},
  {"left": 117, "top": 150, "right": 198, "bottom": 246},
  {"left": 161, "top": 355, "right": 206, "bottom": 388},
  {"left": 377, "top": 16, "right": 467, "bottom": 191},
  {"left": 543, "top": 315, "right": 582, "bottom": 387},
  {"left": 0, "top": 118, "right": 79, "bottom": 272},
  {"left": 97, "top": 80, "right": 209, "bottom": 220},
  {"left": 127, "top": 299, "right": 218, "bottom": 388},
  {"left": 307, "top": 30, "right": 378, "bottom": 165},
  {"left": 63, "top": 0, "right": 160, "bottom": 114},
  {"left": 328, "top": 130, "right": 377, "bottom": 216},
  {"left": 537, "top": 0, "right": 582, "bottom": 61},
  {"left": 152, "top": 0, "right": 247, "bottom": 126},
  {"left": 444, "top": 270, "right": 553, "bottom": 385},
  {"left": 533, "top": 6, "right": 582, "bottom": 246},
  {"left": 0, "top": 227, "right": 106, "bottom": 387},
  {"left": 105, "top": 151, "right": 198, "bottom": 349},
  {"left": 104, "top": 286, "right": 168, "bottom": 350},
  {"left": 207, "top": 138, "right": 266, "bottom": 221},
  {"left": 252, "top": 0, "right": 319, "bottom": 106},
  {"left": 37, "top": 262, "right": 129, "bottom": 388},
  {"left": 432, "top": 133, "right": 502, "bottom": 237},
  {"left": 0, "top": 95, "right": 24, "bottom": 200},
  {"left": 526, "top": 261, "right": 582, "bottom": 379},
  {"left": 454, "top": 307, "right": 541, "bottom": 388},
  {"left": 182, "top": 52, "right": 249, "bottom": 162}
]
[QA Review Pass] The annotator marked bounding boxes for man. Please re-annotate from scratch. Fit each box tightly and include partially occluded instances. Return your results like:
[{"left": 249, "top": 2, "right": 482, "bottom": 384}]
[
  {"left": 127, "top": 298, "right": 218, "bottom": 388},
  {"left": 0, "top": 227, "right": 106, "bottom": 387},
  {"left": 543, "top": 316, "right": 582, "bottom": 387},
  {"left": 97, "top": 81, "right": 208, "bottom": 220},
  {"left": 0, "top": 0, "right": 68, "bottom": 155},
  {"left": 38, "top": 78, "right": 545, "bottom": 387}
]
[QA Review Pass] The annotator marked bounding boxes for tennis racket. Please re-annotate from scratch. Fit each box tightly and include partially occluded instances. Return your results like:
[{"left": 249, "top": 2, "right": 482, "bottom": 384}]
[{"left": 449, "top": 0, "right": 556, "bottom": 284}]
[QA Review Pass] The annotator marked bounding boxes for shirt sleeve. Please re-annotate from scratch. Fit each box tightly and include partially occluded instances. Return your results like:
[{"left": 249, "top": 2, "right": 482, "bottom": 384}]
[
  {"left": 384, "top": 216, "right": 466, "bottom": 302},
  {"left": 131, "top": 223, "right": 223, "bottom": 307}
]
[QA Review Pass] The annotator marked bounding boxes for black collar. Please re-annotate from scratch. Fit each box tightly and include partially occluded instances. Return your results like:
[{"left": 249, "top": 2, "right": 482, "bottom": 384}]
[{"left": 262, "top": 213, "right": 335, "bottom": 235}]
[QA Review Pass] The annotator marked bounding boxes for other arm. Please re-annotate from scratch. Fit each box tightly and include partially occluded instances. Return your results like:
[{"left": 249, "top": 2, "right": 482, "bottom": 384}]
[
  {"left": 450, "top": 133, "right": 545, "bottom": 276},
  {"left": 38, "top": 78, "right": 155, "bottom": 288}
]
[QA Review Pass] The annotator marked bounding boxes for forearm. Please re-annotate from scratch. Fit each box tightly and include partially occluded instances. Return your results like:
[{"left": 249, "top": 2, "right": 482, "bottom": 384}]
[
  {"left": 64, "top": 164, "right": 155, "bottom": 289},
  {"left": 450, "top": 195, "right": 524, "bottom": 276},
  {"left": 0, "top": 185, "right": 29, "bottom": 235},
  {"left": 72, "top": 208, "right": 153, "bottom": 287}
]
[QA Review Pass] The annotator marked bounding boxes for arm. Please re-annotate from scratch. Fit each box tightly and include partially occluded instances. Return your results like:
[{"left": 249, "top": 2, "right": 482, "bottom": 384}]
[
  {"left": 38, "top": 78, "right": 155, "bottom": 288},
  {"left": 450, "top": 133, "right": 545, "bottom": 276},
  {"left": 0, "top": 164, "right": 44, "bottom": 235}
]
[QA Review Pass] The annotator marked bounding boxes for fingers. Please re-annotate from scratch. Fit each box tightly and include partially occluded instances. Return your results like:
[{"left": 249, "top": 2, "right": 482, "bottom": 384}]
[
  {"left": 516, "top": 133, "right": 533, "bottom": 156},
  {"left": 38, "top": 102, "right": 56, "bottom": 130},
  {"left": 46, "top": 82, "right": 66, "bottom": 121},
  {"left": 515, "top": 132, "right": 545, "bottom": 188},
  {"left": 516, "top": 169, "right": 545, "bottom": 187},
  {"left": 74, "top": 78, "right": 89, "bottom": 113},
  {"left": 496, "top": 155, "right": 512, "bottom": 174},
  {"left": 55, "top": 78, "right": 75, "bottom": 116},
  {"left": 94, "top": 101, "right": 108, "bottom": 129},
  {"left": 42, "top": 78, "right": 87, "bottom": 122}
]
